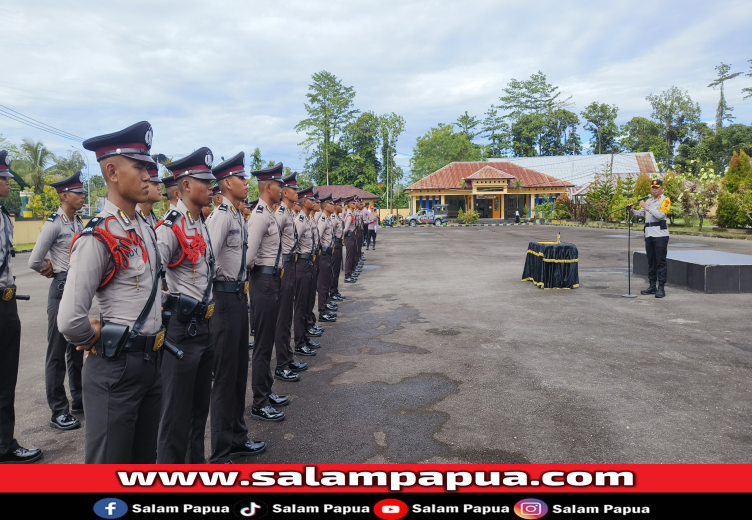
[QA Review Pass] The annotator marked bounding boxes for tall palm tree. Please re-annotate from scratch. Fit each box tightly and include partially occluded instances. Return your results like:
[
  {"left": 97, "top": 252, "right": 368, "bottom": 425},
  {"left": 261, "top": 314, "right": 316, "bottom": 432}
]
[{"left": 15, "top": 138, "right": 56, "bottom": 194}]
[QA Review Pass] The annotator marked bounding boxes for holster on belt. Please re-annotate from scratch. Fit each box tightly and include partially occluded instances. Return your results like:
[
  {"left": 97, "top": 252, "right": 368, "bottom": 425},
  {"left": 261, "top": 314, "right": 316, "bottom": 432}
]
[
  {"left": 170, "top": 294, "right": 214, "bottom": 323},
  {"left": 97, "top": 313, "right": 130, "bottom": 360}
]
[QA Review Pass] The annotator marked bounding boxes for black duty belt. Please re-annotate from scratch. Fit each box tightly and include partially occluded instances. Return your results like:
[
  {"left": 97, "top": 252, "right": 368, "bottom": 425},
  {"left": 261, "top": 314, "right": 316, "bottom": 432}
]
[
  {"left": 124, "top": 332, "right": 164, "bottom": 353},
  {"left": 250, "top": 265, "right": 284, "bottom": 278},
  {"left": 282, "top": 253, "right": 297, "bottom": 263},
  {"left": 345, "top": 230, "right": 354, "bottom": 237},
  {"left": 321, "top": 246, "right": 333, "bottom": 256},
  {"left": 644, "top": 221, "right": 667, "bottom": 230},
  {"left": 334, "top": 237, "right": 343, "bottom": 245},
  {"left": 213, "top": 279, "right": 249, "bottom": 295},
  {"left": 1, "top": 286, "right": 16, "bottom": 302},
  {"left": 167, "top": 294, "right": 214, "bottom": 321},
  {"left": 297, "top": 254, "right": 313, "bottom": 261}
]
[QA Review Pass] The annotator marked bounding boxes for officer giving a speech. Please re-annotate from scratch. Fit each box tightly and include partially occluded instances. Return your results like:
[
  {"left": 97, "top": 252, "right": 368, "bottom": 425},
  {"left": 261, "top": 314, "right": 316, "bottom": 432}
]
[{"left": 629, "top": 178, "right": 671, "bottom": 298}]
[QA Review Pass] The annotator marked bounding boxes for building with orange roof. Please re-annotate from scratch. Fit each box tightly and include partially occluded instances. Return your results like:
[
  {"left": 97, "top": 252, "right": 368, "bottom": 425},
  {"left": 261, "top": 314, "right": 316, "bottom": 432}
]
[{"left": 405, "top": 162, "right": 575, "bottom": 219}]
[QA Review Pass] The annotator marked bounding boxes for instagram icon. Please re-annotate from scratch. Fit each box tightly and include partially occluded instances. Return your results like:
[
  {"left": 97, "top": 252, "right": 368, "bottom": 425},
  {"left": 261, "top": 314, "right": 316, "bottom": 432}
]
[{"left": 514, "top": 498, "right": 549, "bottom": 519}]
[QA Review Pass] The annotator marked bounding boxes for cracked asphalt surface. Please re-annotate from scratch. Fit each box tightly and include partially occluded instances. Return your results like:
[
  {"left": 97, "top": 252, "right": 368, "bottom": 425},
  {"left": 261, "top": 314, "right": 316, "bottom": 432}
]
[{"left": 9, "top": 225, "right": 752, "bottom": 463}]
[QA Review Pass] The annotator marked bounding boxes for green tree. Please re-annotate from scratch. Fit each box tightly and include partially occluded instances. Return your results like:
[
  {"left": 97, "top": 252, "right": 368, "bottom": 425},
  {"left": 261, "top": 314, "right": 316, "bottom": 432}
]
[
  {"left": 541, "top": 109, "right": 581, "bottom": 155},
  {"left": 248, "top": 148, "right": 264, "bottom": 172},
  {"left": 708, "top": 63, "right": 742, "bottom": 129},
  {"left": 683, "top": 124, "right": 752, "bottom": 173},
  {"left": 379, "top": 112, "right": 406, "bottom": 210},
  {"left": 645, "top": 87, "right": 702, "bottom": 165},
  {"left": 51, "top": 150, "right": 85, "bottom": 176},
  {"left": 623, "top": 174, "right": 635, "bottom": 199},
  {"left": 743, "top": 59, "right": 752, "bottom": 99},
  {"left": 619, "top": 116, "right": 667, "bottom": 162},
  {"left": 26, "top": 175, "right": 64, "bottom": 219},
  {"left": 634, "top": 172, "right": 652, "bottom": 199},
  {"left": 337, "top": 111, "right": 382, "bottom": 187},
  {"left": 456, "top": 111, "right": 481, "bottom": 140},
  {"left": 511, "top": 114, "right": 546, "bottom": 156},
  {"left": 13, "top": 138, "right": 56, "bottom": 194},
  {"left": 498, "top": 71, "right": 572, "bottom": 120},
  {"left": 585, "top": 171, "right": 615, "bottom": 221},
  {"left": 295, "top": 71, "right": 359, "bottom": 185},
  {"left": 409, "top": 124, "right": 481, "bottom": 183},
  {"left": 608, "top": 175, "right": 625, "bottom": 217},
  {"left": 481, "top": 106, "right": 511, "bottom": 158},
  {"left": 581, "top": 102, "right": 620, "bottom": 154},
  {"left": 724, "top": 150, "right": 752, "bottom": 193}
]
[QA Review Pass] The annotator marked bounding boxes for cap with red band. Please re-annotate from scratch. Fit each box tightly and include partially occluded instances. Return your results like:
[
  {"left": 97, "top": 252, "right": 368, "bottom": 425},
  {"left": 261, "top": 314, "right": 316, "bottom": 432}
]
[
  {"left": 82, "top": 121, "right": 155, "bottom": 164},
  {"left": 213, "top": 152, "right": 247, "bottom": 180},
  {"left": 49, "top": 171, "right": 85, "bottom": 193},
  {"left": 166, "top": 147, "right": 216, "bottom": 181},
  {"left": 251, "top": 162, "right": 284, "bottom": 183}
]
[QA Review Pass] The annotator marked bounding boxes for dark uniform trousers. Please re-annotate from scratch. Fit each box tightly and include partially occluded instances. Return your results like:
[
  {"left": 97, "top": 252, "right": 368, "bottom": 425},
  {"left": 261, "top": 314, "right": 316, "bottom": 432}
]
[
  {"left": 357, "top": 226, "right": 363, "bottom": 253},
  {"left": 274, "top": 260, "right": 296, "bottom": 370},
  {"left": 317, "top": 252, "right": 333, "bottom": 313},
  {"left": 344, "top": 234, "right": 357, "bottom": 278},
  {"left": 209, "top": 291, "right": 250, "bottom": 463},
  {"left": 83, "top": 350, "right": 161, "bottom": 463},
  {"left": 330, "top": 243, "right": 342, "bottom": 297},
  {"left": 46, "top": 278, "right": 83, "bottom": 418},
  {"left": 366, "top": 229, "right": 376, "bottom": 248},
  {"left": 157, "top": 318, "right": 213, "bottom": 464},
  {"left": 248, "top": 269, "right": 255, "bottom": 337},
  {"left": 306, "top": 255, "right": 319, "bottom": 329},
  {"left": 0, "top": 297, "right": 21, "bottom": 457},
  {"left": 645, "top": 236, "right": 669, "bottom": 284},
  {"left": 250, "top": 273, "right": 280, "bottom": 408},
  {"left": 294, "top": 259, "right": 313, "bottom": 348}
]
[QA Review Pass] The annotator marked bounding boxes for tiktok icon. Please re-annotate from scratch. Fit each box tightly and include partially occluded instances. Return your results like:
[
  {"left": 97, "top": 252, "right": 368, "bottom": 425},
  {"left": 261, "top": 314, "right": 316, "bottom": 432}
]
[{"left": 234, "top": 500, "right": 268, "bottom": 519}]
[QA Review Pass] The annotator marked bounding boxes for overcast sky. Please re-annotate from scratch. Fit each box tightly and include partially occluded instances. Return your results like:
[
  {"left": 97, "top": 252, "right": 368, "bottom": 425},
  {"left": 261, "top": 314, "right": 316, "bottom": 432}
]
[{"left": 2, "top": 0, "right": 750, "bottom": 176}]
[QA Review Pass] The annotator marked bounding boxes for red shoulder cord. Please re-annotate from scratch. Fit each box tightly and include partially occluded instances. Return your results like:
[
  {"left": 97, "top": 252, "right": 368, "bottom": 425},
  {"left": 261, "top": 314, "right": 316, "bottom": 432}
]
[
  {"left": 155, "top": 217, "right": 207, "bottom": 269},
  {"left": 69, "top": 217, "right": 148, "bottom": 288}
]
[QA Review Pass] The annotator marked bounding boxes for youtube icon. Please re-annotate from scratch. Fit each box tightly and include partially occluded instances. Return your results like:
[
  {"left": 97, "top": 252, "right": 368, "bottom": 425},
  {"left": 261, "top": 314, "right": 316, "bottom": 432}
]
[{"left": 374, "top": 499, "right": 408, "bottom": 520}]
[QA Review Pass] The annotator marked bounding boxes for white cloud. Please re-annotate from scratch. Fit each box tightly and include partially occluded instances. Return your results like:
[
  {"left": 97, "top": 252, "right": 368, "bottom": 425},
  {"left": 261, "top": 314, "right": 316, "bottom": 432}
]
[{"left": 1, "top": 0, "right": 750, "bottom": 173}]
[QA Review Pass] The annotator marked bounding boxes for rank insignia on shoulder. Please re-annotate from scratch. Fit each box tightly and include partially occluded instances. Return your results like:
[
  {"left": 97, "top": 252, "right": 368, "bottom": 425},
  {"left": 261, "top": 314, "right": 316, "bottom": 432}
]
[
  {"left": 219, "top": 203, "right": 228, "bottom": 212},
  {"left": 61, "top": 214, "right": 69, "bottom": 224},
  {"left": 276, "top": 207, "right": 284, "bottom": 214},
  {"left": 82, "top": 216, "right": 104, "bottom": 234},
  {"left": 47, "top": 214, "right": 59, "bottom": 223},
  {"left": 118, "top": 210, "right": 131, "bottom": 226},
  {"left": 255, "top": 206, "right": 263, "bottom": 213},
  {"left": 230, "top": 205, "right": 237, "bottom": 215},
  {"left": 186, "top": 212, "right": 195, "bottom": 225},
  {"left": 298, "top": 215, "right": 304, "bottom": 221},
  {"left": 139, "top": 210, "right": 146, "bottom": 219}
]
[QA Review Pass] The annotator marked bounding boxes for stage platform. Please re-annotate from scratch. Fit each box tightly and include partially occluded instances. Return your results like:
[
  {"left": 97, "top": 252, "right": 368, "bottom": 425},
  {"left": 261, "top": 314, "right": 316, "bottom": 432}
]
[{"left": 633, "top": 250, "right": 752, "bottom": 293}]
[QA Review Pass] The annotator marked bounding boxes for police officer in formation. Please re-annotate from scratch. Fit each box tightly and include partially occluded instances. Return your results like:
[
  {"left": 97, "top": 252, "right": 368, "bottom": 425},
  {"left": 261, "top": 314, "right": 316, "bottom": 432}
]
[
  {"left": 0, "top": 150, "right": 44, "bottom": 464},
  {"left": 0, "top": 120, "right": 375, "bottom": 463},
  {"left": 28, "top": 172, "right": 86, "bottom": 432}
]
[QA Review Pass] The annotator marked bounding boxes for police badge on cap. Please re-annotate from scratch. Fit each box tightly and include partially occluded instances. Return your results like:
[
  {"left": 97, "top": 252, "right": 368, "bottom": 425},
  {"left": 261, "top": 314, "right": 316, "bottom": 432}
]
[
  {"left": 167, "top": 147, "right": 217, "bottom": 181},
  {"left": 82, "top": 121, "right": 155, "bottom": 164}
]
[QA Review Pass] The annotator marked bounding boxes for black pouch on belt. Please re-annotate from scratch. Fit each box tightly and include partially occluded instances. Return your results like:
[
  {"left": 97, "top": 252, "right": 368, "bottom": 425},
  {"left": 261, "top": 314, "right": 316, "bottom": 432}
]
[
  {"left": 175, "top": 293, "right": 200, "bottom": 324},
  {"left": 98, "top": 313, "right": 130, "bottom": 360}
]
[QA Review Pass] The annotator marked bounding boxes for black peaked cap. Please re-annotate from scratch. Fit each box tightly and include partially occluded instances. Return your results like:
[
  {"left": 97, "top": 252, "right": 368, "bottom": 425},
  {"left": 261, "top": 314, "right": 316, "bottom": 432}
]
[
  {"left": 82, "top": 121, "right": 154, "bottom": 164},
  {"left": 213, "top": 151, "right": 247, "bottom": 180},
  {"left": 166, "top": 147, "right": 216, "bottom": 181}
]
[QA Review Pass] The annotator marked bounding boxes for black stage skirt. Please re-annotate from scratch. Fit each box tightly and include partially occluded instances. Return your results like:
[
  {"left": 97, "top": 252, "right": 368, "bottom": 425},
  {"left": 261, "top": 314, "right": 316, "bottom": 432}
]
[{"left": 522, "top": 241, "right": 579, "bottom": 290}]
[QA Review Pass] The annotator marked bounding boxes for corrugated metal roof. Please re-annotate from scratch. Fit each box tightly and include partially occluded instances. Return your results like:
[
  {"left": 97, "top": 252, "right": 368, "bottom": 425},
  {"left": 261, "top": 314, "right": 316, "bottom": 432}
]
[
  {"left": 487, "top": 152, "right": 657, "bottom": 186},
  {"left": 406, "top": 162, "right": 574, "bottom": 191}
]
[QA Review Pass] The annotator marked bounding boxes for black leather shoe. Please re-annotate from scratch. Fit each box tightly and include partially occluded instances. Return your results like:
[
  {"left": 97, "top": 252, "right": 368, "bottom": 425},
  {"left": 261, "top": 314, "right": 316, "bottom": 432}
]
[
  {"left": 274, "top": 368, "right": 301, "bottom": 382},
  {"left": 230, "top": 440, "right": 267, "bottom": 458},
  {"left": 248, "top": 342, "right": 254, "bottom": 350},
  {"left": 641, "top": 285, "right": 657, "bottom": 295},
  {"left": 319, "top": 313, "right": 337, "bottom": 322},
  {"left": 289, "top": 360, "right": 308, "bottom": 372},
  {"left": 269, "top": 392, "right": 290, "bottom": 406},
  {"left": 50, "top": 413, "right": 81, "bottom": 431},
  {"left": 344, "top": 278, "right": 356, "bottom": 283},
  {"left": 326, "top": 302, "right": 338, "bottom": 311},
  {"left": 306, "top": 338, "right": 321, "bottom": 348},
  {"left": 331, "top": 295, "right": 343, "bottom": 301},
  {"left": 372, "top": 246, "right": 376, "bottom": 250},
  {"left": 656, "top": 284, "right": 666, "bottom": 298},
  {"left": 0, "top": 447, "right": 43, "bottom": 464},
  {"left": 251, "top": 405, "right": 285, "bottom": 422},
  {"left": 295, "top": 346, "right": 317, "bottom": 356},
  {"left": 70, "top": 404, "right": 84, "bottom": 414},
  {"left": 307, "top": 327, "right": 323, "bottom": 337},
  {"left": 313, "top": 325, "right": 325, "bottom": 332},
  {"left": 335, "top": 293, "right": 346, "bottom": 300}
]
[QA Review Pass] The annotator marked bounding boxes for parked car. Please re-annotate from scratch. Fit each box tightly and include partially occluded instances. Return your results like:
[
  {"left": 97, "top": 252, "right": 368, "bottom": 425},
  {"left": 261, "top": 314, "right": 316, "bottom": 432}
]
[{"left": 406, "top": 205, "right": 448, "bottom": 226}]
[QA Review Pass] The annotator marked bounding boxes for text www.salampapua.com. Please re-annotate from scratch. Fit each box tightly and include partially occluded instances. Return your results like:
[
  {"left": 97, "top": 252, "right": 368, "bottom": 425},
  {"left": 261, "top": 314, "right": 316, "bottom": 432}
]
[{"left": 117, "top": 468, "right": 634, "bottom": 491}]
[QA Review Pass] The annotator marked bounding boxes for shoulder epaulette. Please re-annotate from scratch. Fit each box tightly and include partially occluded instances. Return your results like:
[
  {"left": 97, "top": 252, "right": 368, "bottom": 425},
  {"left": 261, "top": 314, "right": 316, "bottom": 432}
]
[
  {"left": 81, "top": 216, "right": 104, "bottom": 235},
  {"left": 255, "top": 206, "right": 264, "bottom": 213},
  {"left": 162, "top": 209, "right": 181, "bottom": 227},
  {"left": 276, "top": 206, "right": 284, "bottom": 214},
  {"left": 47, "top": 213, "right": 59, "bottom": 223},
  {"left": 298, "top": 214, "right": 304, "bottom": 222},
  {"left": 218, "top": 203, "right": 228, "bottom": 212}
]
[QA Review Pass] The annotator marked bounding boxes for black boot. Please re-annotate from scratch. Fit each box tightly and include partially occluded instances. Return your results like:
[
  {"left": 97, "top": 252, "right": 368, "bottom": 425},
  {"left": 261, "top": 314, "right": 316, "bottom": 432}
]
[
  {"left": 640, "top": 284, "right": 657, "bottom": 295},
  {"left": 655, "top": 283, "right": 666, "bottom": 298}
]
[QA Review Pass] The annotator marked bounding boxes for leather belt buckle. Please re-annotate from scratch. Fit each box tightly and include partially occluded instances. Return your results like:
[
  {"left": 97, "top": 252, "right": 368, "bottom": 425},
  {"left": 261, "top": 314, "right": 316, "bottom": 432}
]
[
  {"left": 2, "top": 288, "right": 15, "bottom": 301},
  {"left": 205, "top": 303, "right": 215, "bottom": 320},
  {"left": 243, "top": 281, "right": 249, "bottom": 295},
  {"left": 153, "top": 330, "right": 165, "bottom": 352}
]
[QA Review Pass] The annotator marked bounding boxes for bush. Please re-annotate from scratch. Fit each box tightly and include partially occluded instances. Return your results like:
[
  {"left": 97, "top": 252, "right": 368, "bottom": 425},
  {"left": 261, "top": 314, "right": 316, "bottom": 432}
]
[
  {"left": 458, "top": 208, "right": 479, "bottom": 224},
  {"left": 553, "top": 194, "right": 571, "bottom": 219},
  {"left": 716, "top": 191, "right": 746, "bottom": 228}
]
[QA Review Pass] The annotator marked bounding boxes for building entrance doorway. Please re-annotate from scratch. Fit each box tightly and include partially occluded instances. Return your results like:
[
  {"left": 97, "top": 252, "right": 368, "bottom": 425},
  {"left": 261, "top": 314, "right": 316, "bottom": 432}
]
[
  {"left": 473, "top": 196, "right": 494, "bottom": 219},
  {"left": 504, "top": 194, "right": 527, "bottom": 219}
]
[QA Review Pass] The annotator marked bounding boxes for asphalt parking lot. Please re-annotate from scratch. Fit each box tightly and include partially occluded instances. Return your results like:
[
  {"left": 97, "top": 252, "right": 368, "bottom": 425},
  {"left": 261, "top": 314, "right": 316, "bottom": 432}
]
[{"left": 9, "top": 225, "right": 752, "bottom": 463}]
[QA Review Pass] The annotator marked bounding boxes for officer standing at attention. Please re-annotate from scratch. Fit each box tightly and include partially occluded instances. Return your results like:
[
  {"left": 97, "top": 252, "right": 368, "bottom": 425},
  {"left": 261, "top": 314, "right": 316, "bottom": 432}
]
[
  {"left": 294, "top": 187, "right": 321, "bottom": 355},
  {"left": 0, "top": 150, "right": 43, "bottom": 464},
  {"left": 59, "top": 122, "right": 163, "bottom": 464},
  {"left": 205, "top": 152, "right": 266, "bottom": 463},
  {"left": 274, "top": 172, "right": 311, "bottom": 384},
  {"left": 246, "top": 163, "right": 286, "bottom": 422},
  {"left": 155, "top": 147, "right": 216, "bottom": 463},
  {"left": 317, "top": 194, "right": 337, "bottom": 322},
  {"left": 629, "top": 179, "right": 671, "bottom": 298},
  {"left": 164, "top": 175, "right": 181, "bottom": 210},
  {"left": 329, "top": 198, "right": 344, "bottom": 302},
  {"left": 137, "top": 162, "right": 163, "bottom": 228},
  {"left": 28, "top": 171, "right": 85, "bottom": 431},
  {"left": 343, "top": 197, "right": 357, "bottom": 284},
  {"left": 246, "top": 197, "right": 258, "bottom": 351},
  {"left": 306, "top": 193, "right": 324, "bottom": 337}
]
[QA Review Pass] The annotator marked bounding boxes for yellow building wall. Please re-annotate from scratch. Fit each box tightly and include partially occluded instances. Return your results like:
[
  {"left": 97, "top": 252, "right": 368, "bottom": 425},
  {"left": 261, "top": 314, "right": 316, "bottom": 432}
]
[
  {"left": 407, "top": 188, "right": 567, "bottom": 217},
  {"left": 9, "top": 217, "right": 45, "bottom": 245}
]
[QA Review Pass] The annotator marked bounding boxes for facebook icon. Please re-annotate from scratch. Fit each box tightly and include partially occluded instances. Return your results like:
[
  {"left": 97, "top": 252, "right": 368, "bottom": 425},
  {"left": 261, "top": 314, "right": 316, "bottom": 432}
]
[{"left": 93, "top": 498, "right": 128, "bottom": 519}]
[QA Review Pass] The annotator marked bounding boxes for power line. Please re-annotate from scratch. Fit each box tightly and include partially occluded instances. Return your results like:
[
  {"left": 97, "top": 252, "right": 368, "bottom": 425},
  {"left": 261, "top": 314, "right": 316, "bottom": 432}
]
[{"left": 0, "top": 104, "right": 84, "bottom": 141}]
